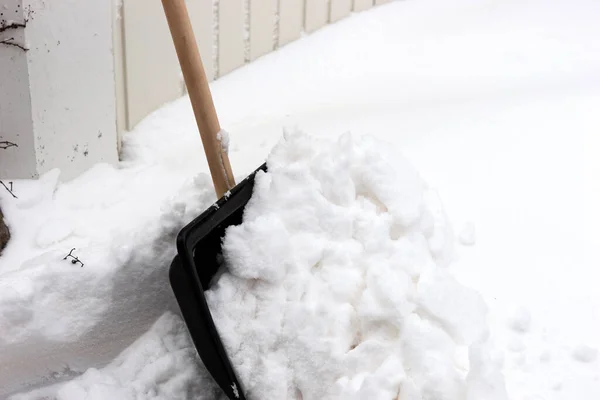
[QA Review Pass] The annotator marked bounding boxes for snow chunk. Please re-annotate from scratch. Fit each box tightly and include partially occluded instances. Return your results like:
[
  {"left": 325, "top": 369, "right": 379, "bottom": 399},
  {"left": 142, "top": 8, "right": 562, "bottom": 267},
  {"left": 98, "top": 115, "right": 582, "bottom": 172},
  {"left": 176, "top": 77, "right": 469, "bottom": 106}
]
[
  {"left": 223, "top": 214, "right": 293, "bottom": 283},
  {"left": 572, "top": 344, "right": 598, "bottom": 363},
  {"left": 418, "top": 268, "right": 489, "bottom": 344},
  {"left": 458, "top": 221, "right": 476, "bottom": 246},
  {"left": 217, "top": 130, "right": 230, "bottom": 154},
  {"left": 466, "top": 342, "right": 510, "bottom": 400},
  {"left": 507, "top": 307, "right": 532, "bottom": 333}
]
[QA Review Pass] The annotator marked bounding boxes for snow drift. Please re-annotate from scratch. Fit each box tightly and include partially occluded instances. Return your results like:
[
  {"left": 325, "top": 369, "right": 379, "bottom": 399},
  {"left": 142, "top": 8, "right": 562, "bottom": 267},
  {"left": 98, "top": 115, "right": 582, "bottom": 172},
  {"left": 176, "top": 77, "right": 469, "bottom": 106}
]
[
  {"left": 9, "top": 312, "right": 220, "bottom": 400},
  {"left": 11, "top": 132, "right": 507, "bottom": 400}
]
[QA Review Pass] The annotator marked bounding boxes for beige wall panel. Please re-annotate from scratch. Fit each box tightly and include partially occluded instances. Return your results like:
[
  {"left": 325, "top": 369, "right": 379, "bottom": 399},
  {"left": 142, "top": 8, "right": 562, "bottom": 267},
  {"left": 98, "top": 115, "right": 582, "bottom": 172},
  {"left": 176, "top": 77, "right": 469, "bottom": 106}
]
[
  {"left": 219, "top": 0, "right": 246, "bottom": 76},
  {"left": 331, "top": 0, "right": 352, "bottom": 22},
  {"left": 353, "top": 0, "right": 373, "bottom": 12},
  {"left": 250, "top": 0, "right": 278, "bottom": 60},
  {"left": 123, "top": 0, "right": 182, "bottom": 128},
  {"left": 278, "top": 0, "right": 303, "bottom": 46},
  {"left": 188, "top": 0, "right": 216, "bottom": 81},
  {"left": 305, "top": 0, "right": 328, "bottom": 33}
]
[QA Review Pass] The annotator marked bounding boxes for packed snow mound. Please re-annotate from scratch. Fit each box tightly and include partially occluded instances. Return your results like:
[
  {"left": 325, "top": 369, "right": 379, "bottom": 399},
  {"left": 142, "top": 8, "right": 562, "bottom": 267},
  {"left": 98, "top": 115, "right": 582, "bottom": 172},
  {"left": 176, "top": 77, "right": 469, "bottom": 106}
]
[
  {"left": 0, "top": 165, "right": 217, "bottom": 396},
  {"left": 9, "top": 312, "right": 220, "bottom": 400},
  {"left": 9, "top": 132, "right": 507, "bottom": 400},
  {"left": 206, "top": 132, "right": 508, "bottom": 399}
]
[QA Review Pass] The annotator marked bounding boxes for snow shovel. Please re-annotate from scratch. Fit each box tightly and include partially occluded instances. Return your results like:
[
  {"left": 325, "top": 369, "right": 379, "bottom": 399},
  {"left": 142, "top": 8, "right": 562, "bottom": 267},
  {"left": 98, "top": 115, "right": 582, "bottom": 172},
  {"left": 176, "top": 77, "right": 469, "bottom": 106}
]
[{"left": 161, "top": 0, "right": 263, "bottom": 398}]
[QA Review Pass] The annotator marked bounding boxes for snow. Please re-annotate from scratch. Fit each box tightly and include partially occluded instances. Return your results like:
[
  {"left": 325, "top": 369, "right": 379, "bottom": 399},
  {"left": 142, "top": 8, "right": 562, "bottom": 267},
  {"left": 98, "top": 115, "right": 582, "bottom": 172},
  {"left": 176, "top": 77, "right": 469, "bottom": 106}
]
[
  {"left": 216, "top": 130, "right": 230, "bottom": 154},
  {"left": 205, "top": 131, "right": 504, "bottom": 399},
  {"left": 8, "top": 312, "right": 220, "bottom": 400},
  {"left": 458, "top": 222, "right": 476, "bottom": 246},
  {"left": 539, "top": 350, "right": 552, "bottom": 364},
  {"left": 507, "top": 307, "right": 532, "bottom": 334},
  {"left": 572, "top": 345, "right": 598, "bottom": 364},
  {"left": 0, "top": 160, "right": 217, "bottom": 396},
  {"left": 2, "top": 0, "right": 600, "bottom": 398}
]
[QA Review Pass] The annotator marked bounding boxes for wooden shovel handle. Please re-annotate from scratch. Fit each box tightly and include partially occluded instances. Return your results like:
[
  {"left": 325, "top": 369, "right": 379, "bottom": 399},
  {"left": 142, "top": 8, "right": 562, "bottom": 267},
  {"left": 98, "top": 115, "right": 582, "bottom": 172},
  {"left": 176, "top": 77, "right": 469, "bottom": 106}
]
[{"left": 161, "top": 0, "right": 235, "bottom": 198}]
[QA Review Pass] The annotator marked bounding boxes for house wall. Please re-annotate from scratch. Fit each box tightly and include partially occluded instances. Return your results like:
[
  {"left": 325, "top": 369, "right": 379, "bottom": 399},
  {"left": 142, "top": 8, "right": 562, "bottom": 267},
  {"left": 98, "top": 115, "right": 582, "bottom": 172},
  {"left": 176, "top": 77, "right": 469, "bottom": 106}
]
[
  {"left": 1, "top": 0, "right": 388, "bottom": 180},
  {"left": 0, "top": 0, "right": 118, "bottom": 181}
]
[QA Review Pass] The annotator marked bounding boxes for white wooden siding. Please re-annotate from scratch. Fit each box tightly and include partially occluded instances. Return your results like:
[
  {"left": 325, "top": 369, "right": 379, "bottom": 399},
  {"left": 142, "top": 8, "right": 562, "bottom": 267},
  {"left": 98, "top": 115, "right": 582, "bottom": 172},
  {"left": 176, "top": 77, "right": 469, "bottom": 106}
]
[
  {"left": 219, "top": 0, "right": 246, "bottom": 76},
  {"left": 331, "top": 0, "right": 352, "bottom": 22},
  {"left": 304, "top": 0, "right": 328, "bottom": 33},
  {"left": 188, "top": 0, "right": 216, "bottom": 82},
  {"left": 122, "top": 0, "right": 183, "bottom": 129},
  {"left": 250, "top": 0, "right": 278, "bottom": 60},
  {"left": 353, "top": 0, "right": 373, "bottom": 12},
  {"left": 278, "top": 0, "right": 303, "bottom": 46}
]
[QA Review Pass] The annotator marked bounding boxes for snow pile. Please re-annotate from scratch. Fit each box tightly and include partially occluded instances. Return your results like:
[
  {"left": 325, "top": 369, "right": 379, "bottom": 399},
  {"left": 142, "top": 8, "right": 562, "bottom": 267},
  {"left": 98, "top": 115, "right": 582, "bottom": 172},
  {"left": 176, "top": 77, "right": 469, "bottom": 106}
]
[
  {"left": 0, "top": 165, "right": 217, "bottom": 396},
  {"left": 4, "top": 0, "right": 597, "bottom": 396},
  {"left": 11, "top": 131, "right": 508, "bottom": 400},
  {"left": 9, "top": 312, "right": 219, "bottom": 400},
  {"left": 205, "top": 132, "right": 507, "bottom": 399}
]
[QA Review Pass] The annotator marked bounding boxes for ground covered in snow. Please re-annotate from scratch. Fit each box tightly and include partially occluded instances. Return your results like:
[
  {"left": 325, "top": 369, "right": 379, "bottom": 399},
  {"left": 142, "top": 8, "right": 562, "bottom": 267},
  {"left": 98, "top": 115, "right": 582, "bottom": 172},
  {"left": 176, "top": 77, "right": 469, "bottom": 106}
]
[{"left": 1, "top": 0, "right": 599, "bottom": 398}]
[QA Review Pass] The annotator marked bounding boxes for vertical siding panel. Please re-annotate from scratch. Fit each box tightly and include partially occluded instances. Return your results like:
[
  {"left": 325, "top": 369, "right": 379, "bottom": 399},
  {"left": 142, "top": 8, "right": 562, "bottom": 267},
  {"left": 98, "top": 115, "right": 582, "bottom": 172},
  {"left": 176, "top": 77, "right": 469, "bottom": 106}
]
[
  {"left": 250, "top": 0, "right": 277, "bottom": 60},
  {"left": 304, "top": 0, "right": 328, "bottom": 33},
  {"left": 188, "top": 0, "right": 215, "bottom": 82},
  {"left": 113, "top": 2, "right": 127, "bottom": 137},
  {"left": 219, "top": 0, "right": 245, "bottom": 76},
  {"left": 353, "top": 0, "right": 373, "bottom": 12},
  {"left": 330, "top": 0, "right": 351, "bottom": 22},
  {"left": 123, "top": 0, "right": 182, "bottom": 129},
  {"left": 278, "top": 0, "right": 303, "bottom": 46}
]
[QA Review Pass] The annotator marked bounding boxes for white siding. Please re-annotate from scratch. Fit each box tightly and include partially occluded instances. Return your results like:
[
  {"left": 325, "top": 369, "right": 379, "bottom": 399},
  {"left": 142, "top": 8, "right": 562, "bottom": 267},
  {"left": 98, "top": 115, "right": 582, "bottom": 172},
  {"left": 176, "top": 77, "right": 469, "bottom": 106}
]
[
  {"left": 278, "top": 0, "right": 303, "bottom": 46},
  {"left": 353, "top": 0, "right": 373, "bottom": 12},
  {"left": 305, "top": 0, "right": 328, "bottom": 33},
  {"left": 188, "top": 0, "right": 216, "bottom": 81},
  {"left": 123, "top": 0, "right": 183, "bottom": 129},
  {"left": 219, "top": 0, "right": 245, "bottom": 76},
  {"left": 331, "top": 0, "right": 352, "bottom": 22},
  {"left": 250, "top": 0, "right": 278, "bottom": 60}
]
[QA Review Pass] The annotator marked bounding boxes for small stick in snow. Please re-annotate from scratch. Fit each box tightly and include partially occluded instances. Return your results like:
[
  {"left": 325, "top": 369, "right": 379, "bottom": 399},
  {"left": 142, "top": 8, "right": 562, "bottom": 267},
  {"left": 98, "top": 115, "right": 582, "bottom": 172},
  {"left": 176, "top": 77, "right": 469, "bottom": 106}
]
[
  {"left": 63, "top": 248, "right": 84, "bottom": 267},
  {"left": 0, "top": 181, "right": 17, "bottom": 198}
]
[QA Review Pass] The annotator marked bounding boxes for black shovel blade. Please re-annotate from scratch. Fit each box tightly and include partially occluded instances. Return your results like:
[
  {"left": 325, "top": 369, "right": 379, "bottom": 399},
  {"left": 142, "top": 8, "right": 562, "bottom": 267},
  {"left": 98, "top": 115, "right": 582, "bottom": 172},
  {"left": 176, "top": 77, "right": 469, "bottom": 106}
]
[{"left": 169, "top": 163, "right": 267, "bottom": 400}]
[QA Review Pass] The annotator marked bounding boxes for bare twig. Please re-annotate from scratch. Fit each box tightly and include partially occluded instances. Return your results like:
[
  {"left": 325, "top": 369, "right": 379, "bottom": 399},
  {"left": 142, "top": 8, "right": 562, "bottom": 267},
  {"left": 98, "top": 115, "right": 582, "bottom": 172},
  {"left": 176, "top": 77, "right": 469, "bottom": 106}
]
[
  {"left": 0, "top": 4, "right": 33, "bottom": 33},
  {"left": 0, "top": 181, "right": 17, "bottom": 199},
  {"left": 0, "top": 37, "right": 28, "bottom": 51},
  {"left": 0, "top": 141, "right": 18, "bottom": 150},
  {"left": 63, "top": 248, "right": 84, "bottom": 267},
  {"left": 0, "top": 21, "right": 26, "bottom": 34}
]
